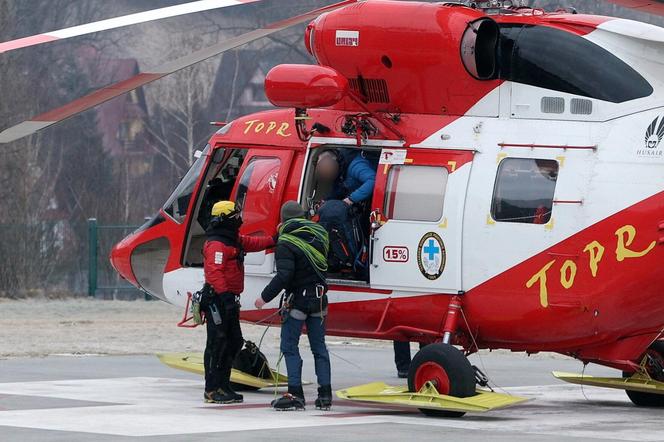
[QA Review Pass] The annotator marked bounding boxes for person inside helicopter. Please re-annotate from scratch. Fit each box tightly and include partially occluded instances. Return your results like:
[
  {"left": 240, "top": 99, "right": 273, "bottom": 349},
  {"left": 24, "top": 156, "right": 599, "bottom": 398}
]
[
  {"left": 197, "top": 177, "right": 235, "bottom": 230},
  {"left": 315, "top": 149, "right": 377, "bottom": 206},
  {"left": 313, "top": 148, "right": 377, "bottom": 280}
]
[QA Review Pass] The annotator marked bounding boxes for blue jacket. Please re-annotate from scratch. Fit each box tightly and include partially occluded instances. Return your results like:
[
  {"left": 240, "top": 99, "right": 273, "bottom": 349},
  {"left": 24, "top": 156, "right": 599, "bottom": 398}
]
[{"left": 331, "top": 154, "right": 376, "bottom": 203}]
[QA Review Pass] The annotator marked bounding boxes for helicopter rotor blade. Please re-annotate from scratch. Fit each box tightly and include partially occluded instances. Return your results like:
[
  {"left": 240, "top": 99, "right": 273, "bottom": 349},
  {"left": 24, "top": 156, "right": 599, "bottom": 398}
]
[
  {"left": 0, "top": 0, "right": 261, "bottom": 54},
  {"left": 0, "top": 0, "right": 357, "bottom": 144}
]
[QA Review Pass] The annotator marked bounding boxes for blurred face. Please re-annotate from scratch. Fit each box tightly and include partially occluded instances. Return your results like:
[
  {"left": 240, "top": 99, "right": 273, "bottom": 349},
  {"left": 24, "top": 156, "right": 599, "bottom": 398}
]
[{"left": 316, "top": 155, "right": 339, "bottom": 181}]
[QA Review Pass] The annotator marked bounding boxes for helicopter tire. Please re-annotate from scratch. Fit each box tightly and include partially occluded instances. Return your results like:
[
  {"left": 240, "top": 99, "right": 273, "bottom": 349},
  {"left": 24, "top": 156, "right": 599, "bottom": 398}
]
[
  {"left": 623, "top": 340, "right": 664, "bottom": 407},
  {"left": 407, "top": 343, "right": 476, "bottom": 418}
]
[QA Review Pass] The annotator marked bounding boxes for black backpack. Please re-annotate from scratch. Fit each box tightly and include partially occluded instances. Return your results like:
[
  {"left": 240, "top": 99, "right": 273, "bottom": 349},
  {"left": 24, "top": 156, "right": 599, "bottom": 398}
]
[
  {"left": 318, "top": 200, "right": 367, "bottom": 277},
  {"left": 231, "top": 341, "right": 272, "bottom": 391}
]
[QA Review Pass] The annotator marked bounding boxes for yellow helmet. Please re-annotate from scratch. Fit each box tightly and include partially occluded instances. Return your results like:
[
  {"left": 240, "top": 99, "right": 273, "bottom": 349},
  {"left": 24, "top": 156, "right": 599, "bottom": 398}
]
[{"left": 211, "top": 200, "right": 236, "bottom": 217}]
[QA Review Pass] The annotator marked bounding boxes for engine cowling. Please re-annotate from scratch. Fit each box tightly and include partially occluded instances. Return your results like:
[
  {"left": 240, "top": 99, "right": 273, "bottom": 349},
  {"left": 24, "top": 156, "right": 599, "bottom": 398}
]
[{"left": 304, "top": 0, "right": 501, "bottom": 115}]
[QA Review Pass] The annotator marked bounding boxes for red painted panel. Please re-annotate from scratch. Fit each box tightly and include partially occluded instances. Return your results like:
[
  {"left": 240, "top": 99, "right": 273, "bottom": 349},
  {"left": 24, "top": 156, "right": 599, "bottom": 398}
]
[
  {"left": 213, "top": 108, "right": 465, "bottom": 151},
  {"left": 233, "top": 149, "right": 294, "bottom": 237},
  {"left": 464, "top": 190, "right": 664, "bottom": 359},
  {"left": 265, "top": 64, "right": 348, "bottom": 108},
  {"left": 241, "top": 294, "right": 450, "bottom": 340},
  {"left": 110, "top": 210, "right": 184, "bottom": 283}
]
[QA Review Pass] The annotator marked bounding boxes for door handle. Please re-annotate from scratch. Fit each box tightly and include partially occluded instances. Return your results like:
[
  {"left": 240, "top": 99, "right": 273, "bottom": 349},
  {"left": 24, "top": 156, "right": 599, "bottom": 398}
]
[
  {"left": 369, "top": 209, "right": 384, "bottom": 268},
  {"left": 369, "top": 233, "right": 379, "bottom": 268}
]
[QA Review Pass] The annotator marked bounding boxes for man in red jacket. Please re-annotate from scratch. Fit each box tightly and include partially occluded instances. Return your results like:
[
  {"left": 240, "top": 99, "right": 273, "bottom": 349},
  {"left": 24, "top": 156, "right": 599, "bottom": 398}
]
[{"left": 202, "top": 200, "right": 274, "bottom": 404}]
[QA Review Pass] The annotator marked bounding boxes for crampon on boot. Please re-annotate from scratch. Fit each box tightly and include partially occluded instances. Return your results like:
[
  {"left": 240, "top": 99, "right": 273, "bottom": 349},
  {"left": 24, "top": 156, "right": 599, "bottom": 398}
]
[
  {"left": 271, "top": 386, "right": 305, "bottom": 411},
  {"left": 315, "top": 385, "right": 332, "bottom": 410}
]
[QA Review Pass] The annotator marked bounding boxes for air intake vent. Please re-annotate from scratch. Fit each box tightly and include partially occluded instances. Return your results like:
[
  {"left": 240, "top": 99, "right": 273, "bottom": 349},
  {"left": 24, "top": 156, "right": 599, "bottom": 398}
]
[
  {"left": 541, "top": 97, "right": 565, "bottom": 114},
  {"left": 348, "top": 78, "right": 390, "bottom": 103},
  {"left": 571, "top": 98, "right": 593, "bottom": 115}
]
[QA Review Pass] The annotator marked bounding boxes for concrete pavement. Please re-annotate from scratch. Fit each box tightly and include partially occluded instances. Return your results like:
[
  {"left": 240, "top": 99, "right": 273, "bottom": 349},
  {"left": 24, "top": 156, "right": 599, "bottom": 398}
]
[{"left": 0, "top": 344, "right": 659, "bottom": 441}]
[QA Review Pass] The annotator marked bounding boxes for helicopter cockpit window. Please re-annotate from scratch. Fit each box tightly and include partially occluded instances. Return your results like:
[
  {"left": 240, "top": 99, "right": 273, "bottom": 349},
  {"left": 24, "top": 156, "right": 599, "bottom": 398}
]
[
  {"left": 491, "top": 158, "right": 558, "bottom": 225},
  {"left": 163, "top": 144, "right": 210, "bottom": 223},
  {"left": 501, "top": 25, "right": 653, "bottom": 103},
  {"left": 384, "top": 165, "right": 448, "bottom": 222}
]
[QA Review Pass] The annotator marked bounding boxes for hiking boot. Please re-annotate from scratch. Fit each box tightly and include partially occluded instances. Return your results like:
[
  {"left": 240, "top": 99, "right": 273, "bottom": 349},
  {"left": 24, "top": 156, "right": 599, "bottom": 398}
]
[
  {"left": 204, "top": 390, "right": 235, "bottom": 404},
  {"left": 220, "top": 386, "right": 243, "bottom": 403},
  {"left": 271, "top": 393, "right": 305, "bottom": 411},
  {"left": 271, "top": 385, "right": 305, "bottom": 411},
  {"left": 315, "top": 385, "right": 332, "bottom": 410}
]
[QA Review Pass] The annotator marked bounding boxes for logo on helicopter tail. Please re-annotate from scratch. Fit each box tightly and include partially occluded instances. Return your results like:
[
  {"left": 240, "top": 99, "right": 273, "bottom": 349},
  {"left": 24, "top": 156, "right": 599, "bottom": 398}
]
[
  {"left": 637, "top": 116, "right": 664, "bottom": 158},
  {"left": 417, "top": 232, "right": 446, "bottom": 280}
]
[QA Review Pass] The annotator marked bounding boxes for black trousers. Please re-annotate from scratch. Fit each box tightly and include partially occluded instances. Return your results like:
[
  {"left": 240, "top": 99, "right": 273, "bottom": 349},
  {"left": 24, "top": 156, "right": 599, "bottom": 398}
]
[
  {"left": 203, "top": 294, "right": 243, "bottom": 392},
  {"left": 393, "top": 341, "right": 412, "bottom": 373},
  {"left": 393, "top": 341, "right": 426, "bottom": 373}
]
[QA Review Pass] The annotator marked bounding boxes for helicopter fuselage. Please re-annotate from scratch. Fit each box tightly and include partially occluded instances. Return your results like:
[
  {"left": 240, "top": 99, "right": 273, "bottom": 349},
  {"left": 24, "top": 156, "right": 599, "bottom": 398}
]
[{"left": 111, "top": 1, "right": 664, "bottom": 371}]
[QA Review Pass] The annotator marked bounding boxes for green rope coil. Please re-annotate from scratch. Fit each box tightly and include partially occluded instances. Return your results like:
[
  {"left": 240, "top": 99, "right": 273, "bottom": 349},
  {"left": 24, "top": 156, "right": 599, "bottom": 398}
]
[{"left": 278, "top": 219, "right": 329, "bottom": 277}]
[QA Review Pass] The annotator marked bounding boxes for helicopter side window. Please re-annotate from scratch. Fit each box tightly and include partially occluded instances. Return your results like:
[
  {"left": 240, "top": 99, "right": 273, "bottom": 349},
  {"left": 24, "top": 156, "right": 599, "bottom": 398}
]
[
  {"left": 491, "top": 158, "right": 559, "bottom": 225},
  {"left": 501, "top": 25, "right": 652, "bottom": 103},
  {"left": 384, "top": 165, "right": 448, "bottom": 222},
  {"left": 163, "top": 144, "right": 210, "bottom": 223}
]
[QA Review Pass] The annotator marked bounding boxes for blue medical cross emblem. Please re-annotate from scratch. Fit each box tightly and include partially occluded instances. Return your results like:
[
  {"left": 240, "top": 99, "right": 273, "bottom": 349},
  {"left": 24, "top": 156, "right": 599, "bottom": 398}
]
[
  {"left": 417, "top": 232, "right": 446, "bottom": 280},
  {"left": 423, "top": 239, "right": 440, "bottom": 261}
]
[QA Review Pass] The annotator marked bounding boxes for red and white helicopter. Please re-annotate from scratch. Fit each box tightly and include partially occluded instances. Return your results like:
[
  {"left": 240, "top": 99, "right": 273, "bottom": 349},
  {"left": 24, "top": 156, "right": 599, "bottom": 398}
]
[{"left": 2, "top": 0, "right": 664, "bottom": 416}]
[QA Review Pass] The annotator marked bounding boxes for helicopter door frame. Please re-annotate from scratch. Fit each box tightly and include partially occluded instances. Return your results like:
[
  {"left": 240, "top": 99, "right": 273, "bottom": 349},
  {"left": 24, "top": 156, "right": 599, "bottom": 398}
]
[
  {"left": 369, "top": 148, "right": 473, "bottom": 293},
  {"left": 231, "top": 148, "right": 294, "bottom": 272}
]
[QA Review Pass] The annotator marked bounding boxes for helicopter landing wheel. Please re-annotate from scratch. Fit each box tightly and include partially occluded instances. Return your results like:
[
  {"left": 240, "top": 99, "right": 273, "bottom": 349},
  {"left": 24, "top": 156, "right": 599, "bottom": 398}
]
[
  {"left": 624, "top": 341, "right": 664, "bottom": 407},
  {"left": 407, "top": 343, "right": 476, "bottom": 418}
]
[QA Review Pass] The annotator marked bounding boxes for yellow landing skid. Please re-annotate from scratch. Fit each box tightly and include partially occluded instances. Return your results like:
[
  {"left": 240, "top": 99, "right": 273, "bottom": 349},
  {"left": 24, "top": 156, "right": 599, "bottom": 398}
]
[
  {"left": 157, "top": 352, "right": 290, "bottom": 389},
  {"left": 553, "top": 371, "right": 664, "bottom": 395},
  {"left": 336, "top": 381, "right": 529, "bottom": 413}
]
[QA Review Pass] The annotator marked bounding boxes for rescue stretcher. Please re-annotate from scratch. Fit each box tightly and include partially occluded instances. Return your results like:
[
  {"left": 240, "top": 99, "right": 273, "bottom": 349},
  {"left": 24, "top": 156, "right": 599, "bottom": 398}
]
[
  {"left": 157, "top": 352, "right": 291, "bottom": 389},
  {"left": 553, "top": 371, "right": 664, "bottom": 395},
  {"left": 336, "top": 381, "right": 529, "bottom": 413}
]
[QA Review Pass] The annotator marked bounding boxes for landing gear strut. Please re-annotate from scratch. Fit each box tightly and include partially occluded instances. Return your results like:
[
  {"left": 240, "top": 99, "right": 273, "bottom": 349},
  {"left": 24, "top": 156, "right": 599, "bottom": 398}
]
[
  {"left": 406, "top": 295, "right": 476, "bottom": 417},
  {"left": 337, "top": 296, "right": 527, "bottom": 416}
]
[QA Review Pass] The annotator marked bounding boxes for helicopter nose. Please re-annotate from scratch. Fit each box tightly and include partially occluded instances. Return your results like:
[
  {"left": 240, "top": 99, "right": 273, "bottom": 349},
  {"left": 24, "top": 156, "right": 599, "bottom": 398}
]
[
  {"left": 110, "top": 234, "right": 139, "bottom": 286},
  {"left": 109, "top": 216, "right": 172, "bottom": 301}
]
